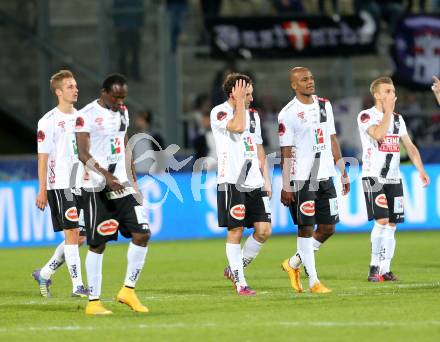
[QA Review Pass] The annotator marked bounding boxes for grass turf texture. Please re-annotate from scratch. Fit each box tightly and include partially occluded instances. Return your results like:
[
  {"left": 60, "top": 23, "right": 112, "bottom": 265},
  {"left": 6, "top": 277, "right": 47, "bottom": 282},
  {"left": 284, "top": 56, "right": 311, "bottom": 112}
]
[{"left": 0, "top": 231, "right": 439, "bottom": 341}]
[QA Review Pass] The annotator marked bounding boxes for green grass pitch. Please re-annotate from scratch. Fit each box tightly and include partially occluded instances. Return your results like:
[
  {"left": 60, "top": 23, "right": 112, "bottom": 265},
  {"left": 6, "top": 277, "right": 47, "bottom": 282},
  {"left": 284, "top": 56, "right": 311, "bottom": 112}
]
[{"left": 0, "top": 231, "right": 439, "bottom": 341}]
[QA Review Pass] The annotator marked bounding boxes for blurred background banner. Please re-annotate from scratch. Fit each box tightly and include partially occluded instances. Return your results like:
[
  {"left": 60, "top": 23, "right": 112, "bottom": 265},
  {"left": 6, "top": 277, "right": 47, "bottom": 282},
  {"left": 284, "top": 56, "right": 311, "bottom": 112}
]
[
  {"left": 1, "top": 164, "right": 439, "bottom": 248},
  {"left": 206, "top": 13, "right": 378, "bottom": 59},
  {"left": 392, "top": 14, "right": 440, "bottom": 88}
]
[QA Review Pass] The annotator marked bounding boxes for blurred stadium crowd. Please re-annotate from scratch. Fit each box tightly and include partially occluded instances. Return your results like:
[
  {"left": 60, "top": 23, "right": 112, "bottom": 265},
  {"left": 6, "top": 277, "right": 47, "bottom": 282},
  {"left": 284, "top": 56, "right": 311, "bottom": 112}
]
[{"left": 0, "top": 0, "right": 439, "bottom": 179}]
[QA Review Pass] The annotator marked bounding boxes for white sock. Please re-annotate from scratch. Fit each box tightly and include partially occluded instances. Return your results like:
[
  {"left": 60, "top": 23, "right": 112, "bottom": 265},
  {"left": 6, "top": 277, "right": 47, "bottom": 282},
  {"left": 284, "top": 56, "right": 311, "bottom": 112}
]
[
  {"left": 297, "top": 237, "right": 319, "bottom": 288},
  {"left": 85, "top": 251, "right": 103, "bottom": 300},
  {"left": 288, "top": 252, "right": 302, "bottom": 269},
  {"left": 312, "top": 237, "right": 322, "bottom": 251},
  {"left": 64, "top": 244, "right": 83, "bottom": 290},
  {"left": 40, "top": 241, "right": 65, "bottom": 279},
  {"left": 380, "top": 225, "right": 396, "bottom": 274},
  {"left": 242, "top": 234, "right": 263, "bottom": 268},
  {"left": 370, "top": 222, "right": 385, "bottom": 267},
  {"left": 226, "top": 243, "right": 247, "bottom": 289},
  {"left": 124, "top": 243, "right": 148, "bottom": 288}
]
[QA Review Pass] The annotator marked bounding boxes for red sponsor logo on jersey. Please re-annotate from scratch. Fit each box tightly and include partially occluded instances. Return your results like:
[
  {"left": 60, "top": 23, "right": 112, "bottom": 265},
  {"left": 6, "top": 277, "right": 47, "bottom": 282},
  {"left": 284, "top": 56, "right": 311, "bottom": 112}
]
[
  {"left": 75, "top": 116, "right": 84, "bottom": 129},
  {"left": 278, "top": 123, "right": 286, "bottom": 136},
  {"left": 97, "top": 219, "right": 119, "bottom": 236},
  {"left": 37, "top": 130, "right": 45, "bottom": 143},
  {"left": 375, "top": 194, "right": 388, "bottom": 209},
  {"left": 314, "top": 128, "right": 324, "bottom": 144},
  {"left": 58, "top": 121, "right": 65, "bottom": 129},
  {"left": 281, "top": 21, "right": 311, "bottom": 50},
  {"left": 230, "top": 204, "right": 245, "bottom": 220},
  {"left": 297, "top": 112, "right": 305, "bottom": 120},
  {"left": 360, "top": 113, "right": 370, "bottom": 123},
  {"left": 300, "top": 201, "right": 315, "bottom": 216},
  {"left": 65, "top": 207, "right": 79, "bottom": 222},
  {"left": 217, "top": 111, "right": 227, "bottom": 121},
  {"left": 95, "top": 117, "right": 104, "bottom": 125},
  {"left": 378, "top": 135, "right": 400, "bottom": 152}
]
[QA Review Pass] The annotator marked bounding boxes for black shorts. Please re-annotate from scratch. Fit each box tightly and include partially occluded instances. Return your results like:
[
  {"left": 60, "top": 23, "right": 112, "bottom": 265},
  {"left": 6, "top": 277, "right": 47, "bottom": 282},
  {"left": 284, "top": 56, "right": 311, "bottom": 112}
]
[
  {"left": 47, "top": 189, "right": 85, "bottom": 235},
  {"left": 289, "top": 178, "right": 339, "bottom": 226},
  {"left": 362, "top": 177, "right": 405, "bottom": 223},
  {"left": 75, "top": 188, "right": 150, "bottom": 246},
  {"left": 217, "top": 183, "right": 271, "bottom": 229}
]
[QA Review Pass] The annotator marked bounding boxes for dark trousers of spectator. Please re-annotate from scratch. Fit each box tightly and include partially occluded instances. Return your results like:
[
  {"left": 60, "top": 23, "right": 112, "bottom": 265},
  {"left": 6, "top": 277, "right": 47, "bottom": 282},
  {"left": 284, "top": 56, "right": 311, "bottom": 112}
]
[
  {"left": 116, "top": 29, "right": 141, "bottom": 80},
  {"left": 354, "top": 0, "right": 404, "bottom": 34},
  {"left": 318, "top": 0, "right": 339, "bottom": 14},
  {"left": 407, "top": 0, "right": 427, "bottom": 12},
  {"left": 201, "top": 0, "right": 222, "bottom": 17}
]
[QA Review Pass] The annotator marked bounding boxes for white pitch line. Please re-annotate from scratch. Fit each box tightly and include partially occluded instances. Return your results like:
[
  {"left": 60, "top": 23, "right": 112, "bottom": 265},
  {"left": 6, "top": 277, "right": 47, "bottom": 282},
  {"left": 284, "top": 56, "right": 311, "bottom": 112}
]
[{"left": 1, "top": 321, "right": 440, "bottom": 333}]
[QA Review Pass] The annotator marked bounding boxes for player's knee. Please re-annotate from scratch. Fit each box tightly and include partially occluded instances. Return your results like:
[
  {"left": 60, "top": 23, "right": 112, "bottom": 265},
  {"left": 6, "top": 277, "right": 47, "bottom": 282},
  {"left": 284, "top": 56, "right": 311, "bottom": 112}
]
[
  {"left": 64, "top": 228, "right": 80, "bottom": 244},
  {"left": 90, "top": 243, "right": 105, "bottom": 254},
  {"left": 132, "top": 230, "right": 150, "bottom": 247},
  {"left": 376, "top": 218, "right": 389, "bottom": 226},
  {"left": 227, "top": 227, "right": 243, "bottom": 243},
  {"left": 298, "top": 225, "right": 314, "bottom": 238},
  {"left": 321, "top": 224, "right": 335, "bottom": 237},
  {"left": 254, "top": 225, "right": 272, "bottom": 242},
  {"left": 78, "top": 235, "right": 86, "bottom": 246}
]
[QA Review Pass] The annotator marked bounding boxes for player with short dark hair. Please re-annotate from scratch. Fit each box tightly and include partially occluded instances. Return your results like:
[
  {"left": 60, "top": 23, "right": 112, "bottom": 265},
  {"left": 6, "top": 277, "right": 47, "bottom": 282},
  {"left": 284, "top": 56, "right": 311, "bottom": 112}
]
[
  {"left": 33, "top": 70, "right": 88, "bottom": 298},
  {"left": 358, "top": 77, "right": 429, "bottom": 282},
  {"left": 211, "top": 73, "right": 272, "bottom": 296},
  {"left": 278, "top": 67, "right": 349, "bottom": 294},
  {"left": 75, "top": 74, "right": 151, "bottom": 315}
]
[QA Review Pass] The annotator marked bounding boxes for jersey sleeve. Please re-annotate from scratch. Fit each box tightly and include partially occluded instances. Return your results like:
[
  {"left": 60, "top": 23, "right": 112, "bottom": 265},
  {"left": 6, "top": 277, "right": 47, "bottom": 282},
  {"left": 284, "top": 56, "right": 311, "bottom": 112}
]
[
  {"left": 75, "top": 107, "right": 92, "bottom": 133},
  {"left": 210, "top": 108, "right": 231, "bottom": 132},
  {"left": 357, "top": 111, "right": 377, "bottom": 134},
  {"left": 325, "top": 101, "right": 336, "bottom": 135},
  {"left": 399, "top": 115, "right": 408, "bottom": 137},
  {"left": 278, "top": 110, "right": 294, "bottom": 147},
  {"left": 37, "top": 117, "right": 54, "bottom": 154},
  {"left": 254, "top": 112, "right": 263, "bottom": 145}
]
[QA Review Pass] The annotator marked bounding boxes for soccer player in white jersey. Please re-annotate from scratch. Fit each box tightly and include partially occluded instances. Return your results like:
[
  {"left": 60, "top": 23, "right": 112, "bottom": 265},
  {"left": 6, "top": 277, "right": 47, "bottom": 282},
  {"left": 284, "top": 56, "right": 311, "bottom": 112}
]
[
  {"left": 33, "top": 70, "right": 88, "bottom": 298},
  {"left": 278, "top": 67, "right": 349, "bottom": 294},
  {"left": 75, "top": 74, "right": 150, "bottom": 315},
  {"left": 211, "top": 74, "right": 272, "bottom": 296},
  {"left": 358, "top": 77, "right": 430, "bottom": 282}
]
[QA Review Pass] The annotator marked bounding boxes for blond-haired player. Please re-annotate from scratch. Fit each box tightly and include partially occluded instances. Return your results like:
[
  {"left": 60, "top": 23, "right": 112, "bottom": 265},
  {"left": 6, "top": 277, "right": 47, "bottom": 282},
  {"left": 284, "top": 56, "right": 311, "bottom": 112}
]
[
  {"left": 357, "top": 77, "right": 429, "bottom": 282},
  {"left": 32, "top": 70, "right": 87, "bottom": 298}
]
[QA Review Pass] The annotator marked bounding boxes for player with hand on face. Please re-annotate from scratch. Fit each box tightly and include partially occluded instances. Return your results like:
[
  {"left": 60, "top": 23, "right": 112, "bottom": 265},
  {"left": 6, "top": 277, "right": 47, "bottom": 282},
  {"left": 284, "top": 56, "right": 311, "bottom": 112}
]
[
  {"left": 357, "top": 77, "right": 429, "bottom": 282},
  {"left": 211, "top": 73, "right": 272, "bottom": 296}
]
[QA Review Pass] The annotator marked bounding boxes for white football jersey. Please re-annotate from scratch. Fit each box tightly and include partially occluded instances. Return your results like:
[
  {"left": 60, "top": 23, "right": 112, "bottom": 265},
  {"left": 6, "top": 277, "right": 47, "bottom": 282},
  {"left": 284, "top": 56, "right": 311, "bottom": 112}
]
[
  {"left": 37, "top": 107, "right": 80, "bottom": 190},
  {"left": 278, "top": 95, "right": 337, "bottom": 181},
  {"left": 75, "top": 100, "right": 129, "bottom": 188},
  {"left": 357, "top": 106, "right": 408, "bottom": 179},
  {"left": 210, "top": 101, "right": 264, "bottom": 189}
]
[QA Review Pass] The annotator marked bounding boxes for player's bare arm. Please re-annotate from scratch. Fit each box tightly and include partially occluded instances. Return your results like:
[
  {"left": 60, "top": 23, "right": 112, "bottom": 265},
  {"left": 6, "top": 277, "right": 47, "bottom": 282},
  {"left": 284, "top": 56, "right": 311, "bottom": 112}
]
[
  {"left": 226, "top": 79, "right": 248, "bottom": 133},
  {"left": 401, "top": 134, "right": 430, "bottom": 187},
  {"left": 76, "top": 131, "right": 125, "bottom": 193},
  {"left": 280, "top": 145, "right": 294, "bottom": 206},
  {"left": 367, "top": 94, "right": 396, "bottom": 141},
  {"left": 36, "top": 153, "right": 49, "bottom": 210},
  {"left": 330, "top": 134, "right": 350, "bottom": 195},
  {"left": 257, "top": 144, "right": 272, "bottom": 199},
  {"left": 432, "top": 76, "right": 440, "bottom": 105}
]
